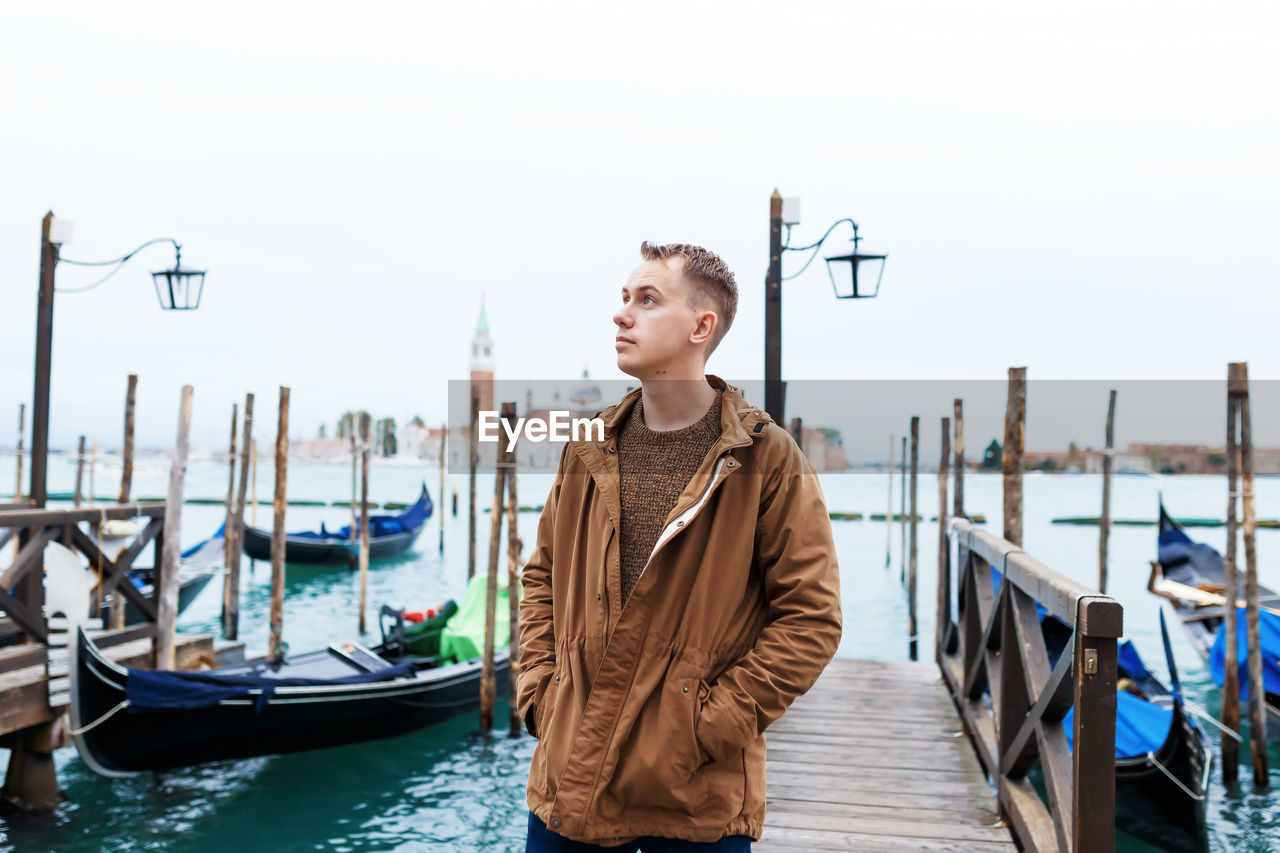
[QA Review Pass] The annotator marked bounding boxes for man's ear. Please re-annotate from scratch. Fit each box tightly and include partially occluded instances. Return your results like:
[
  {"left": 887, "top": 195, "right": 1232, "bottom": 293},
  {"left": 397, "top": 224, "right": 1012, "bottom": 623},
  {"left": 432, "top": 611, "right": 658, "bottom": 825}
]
[{"left": 689, "top": 309, "right": 718, "bottom": 349}]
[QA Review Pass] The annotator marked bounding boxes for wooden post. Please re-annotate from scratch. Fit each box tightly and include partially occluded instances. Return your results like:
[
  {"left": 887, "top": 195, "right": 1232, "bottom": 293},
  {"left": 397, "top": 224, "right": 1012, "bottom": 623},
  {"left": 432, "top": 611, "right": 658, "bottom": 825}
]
[
  {"left": 14, "top": 403, "right": 24, "bottom": 500},
  {"left": 884, "top": 435, "right": 894, "bottom": 569},
  {"left": 952, "top": 399, "right": 964, "bottom": 519},
  {"left": 358, "top": 413, "right": 371, "bottom": 634},
  {"left": 221, "top": 402, "right": 238, "bottom": 632},
  {"left": 73, "top": 435, "right": 86, "bottom": 507},
  {"left": 505, "top": 405, "right": 522, "bottom": 737},
  {"left": 1236, "top": 362, "right": 1269, "bottom": 788},
  {"left": 349, "top": 428, "right": 357, "bottom": 548},
  {"left": 268, "top": 387, "right": 290, "bottom": 660},
  {"left": 788, "top": 417, "right": 803, "bottom": 455},
  {"left": 119, "top": 373, "right": 137, "bottom": 504},
  {"left": 224, "top": 394, "right": 253, "bottom": 641},
  {"left": 89, "top": 441, "right": 97, "bottom": 504},
  {"left": 250, "top": 438, "right": 258, "bottom": 529},
  {"left": 936, "top": 417, "right": 950, "bottom": 661},
  {"left": 908, "top": 416, "right": 919, "bottom": 660},
  {"left": 480, "top": 402, "right": 511, "bottom": 732},
  {"left": 1096, "top": 389, "right": 1117, "bottom": 594},
  {"left": 111, "top": 375, "right": 135, "bottom": 630},
  {"left": 468, "top": 384, "right": 480, "bottom": 580},
  {"left": 1003, "top": 367, "right": 1027, "bottom": 548},
  {"left": 1222, "top": 365, "right": 1242, "bottom": 786},
  {"left": 899, "top": 435, "right": 907, "bottom": 580},
  {"left": 439, "top": 422, "right": 447, "bottom": 553},
  {"left": 154, "top": 385, "right": 193, "bottom": 670}
]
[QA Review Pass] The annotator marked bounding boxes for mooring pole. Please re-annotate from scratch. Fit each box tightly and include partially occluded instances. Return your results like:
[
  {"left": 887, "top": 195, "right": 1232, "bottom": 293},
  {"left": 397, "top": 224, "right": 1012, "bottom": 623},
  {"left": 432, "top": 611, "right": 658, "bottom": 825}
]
[
  {"left": 111, "top": 374, "right": 138, "bottom": 630},
  {"left": 268, "top": 387, "right": 290, "bottom": 661},
  {"left": 480, "top": 402, "right": 512, "bottom": 732},
  {"left": 908, "top": 416, "right": 919, "bottom": 660},
  {"left": 1236, "top": 362, "right": 1269, "bottom": 788},
  {"left": 936, "top": 417, "right": 951, "bottom": 661},
  {"left": 952, "top": 399, "right": 964, "bottom": 519},
  {"left": 1098, "top": 389, "right": 1116, "bottom": 594},
  {"left": 73, "top": 435, "right": 86, "bottom": 507},
  {"left": 221, "top": 402, "right": 238, "bottom": 633},
  {"left": 224, "top": 394, "right": 253, "bottom": 641},
  {"left": 155, "top": 385, "right": 193, "bottom": 670},
  {"left": 1222, "top": 365, "right": 1242, "bottom": 786},
  {"left": 469, "top": 384, "right": 480, "bottom": 580},
  {"left": 504, "top": 403, "right": 522, "bottom": 738},
  {"left": 14, "top": 404, "right": 24, "bottom": 501},
  {"left": 764, "top": 189, "right": 785, "bottom": 424},
  {"left": 29, "top": 213, "right": 56, "bottom": 509},
  {"left": 1003, "top": 367, "right": 1027, "bottom": 548},
  {"left": 439, "top": 421, "right": 447, "bottom": 553},
  {"left": 358, "top": 413, "right": 371, "bottom": 634},
  {"left": 899, "top": 435, "right": 907, "bottom": 580},
  {"left": 885, "top": 435, "right": 894, "bottom": 569}
]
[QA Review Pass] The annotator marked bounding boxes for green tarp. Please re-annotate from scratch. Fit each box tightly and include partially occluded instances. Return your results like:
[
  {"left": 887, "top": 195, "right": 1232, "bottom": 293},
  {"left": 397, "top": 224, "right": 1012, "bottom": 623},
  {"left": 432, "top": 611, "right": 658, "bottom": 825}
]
[{"left": 438, "top": 572, "right": 519, "bottom": 663}]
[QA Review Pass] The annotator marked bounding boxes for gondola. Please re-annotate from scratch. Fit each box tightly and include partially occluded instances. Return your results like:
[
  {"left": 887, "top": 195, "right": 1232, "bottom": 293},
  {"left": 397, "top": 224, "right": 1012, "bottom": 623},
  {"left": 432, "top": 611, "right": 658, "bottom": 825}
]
[
  {"left": 1148, "top": 503, "right": 1280, "bottom": 738},
  {"left": 68, "top": 600, "right": 509, "bottom": 777},
  {"left": 241, "top": 485, "right": 432, "bottom": 565},
  {"left": 995, "top": 569, "right": 1210, "bottom": 851}
]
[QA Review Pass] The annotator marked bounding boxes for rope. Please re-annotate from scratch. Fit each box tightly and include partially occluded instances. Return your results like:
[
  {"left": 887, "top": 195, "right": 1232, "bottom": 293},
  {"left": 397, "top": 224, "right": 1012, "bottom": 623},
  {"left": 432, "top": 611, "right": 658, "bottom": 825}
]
[
  {"left": 1145, "top": 751, "right": 1207, "bottom": 801},
  {"left": 67, "top": 699, "right": 130, "bottom": 735}
]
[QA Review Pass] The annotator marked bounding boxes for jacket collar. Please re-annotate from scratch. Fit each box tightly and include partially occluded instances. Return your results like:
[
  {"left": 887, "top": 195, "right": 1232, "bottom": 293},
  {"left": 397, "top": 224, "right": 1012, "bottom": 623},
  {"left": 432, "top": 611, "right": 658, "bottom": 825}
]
[{"left": 592, "top": 374, "right": 771, "bottom": 450}]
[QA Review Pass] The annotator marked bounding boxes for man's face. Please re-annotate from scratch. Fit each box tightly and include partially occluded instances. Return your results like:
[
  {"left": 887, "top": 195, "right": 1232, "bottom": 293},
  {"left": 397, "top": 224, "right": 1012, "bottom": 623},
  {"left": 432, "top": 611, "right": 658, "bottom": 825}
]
[{"left": 613, "top": 258, "right": 709, "bottom": 379}]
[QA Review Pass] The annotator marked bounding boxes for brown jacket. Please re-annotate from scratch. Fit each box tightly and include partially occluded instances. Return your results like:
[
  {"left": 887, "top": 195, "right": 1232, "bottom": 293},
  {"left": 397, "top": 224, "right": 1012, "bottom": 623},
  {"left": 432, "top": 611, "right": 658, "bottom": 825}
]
[{"left": 516, "top": 376, "right": 842, "bottom": 844}]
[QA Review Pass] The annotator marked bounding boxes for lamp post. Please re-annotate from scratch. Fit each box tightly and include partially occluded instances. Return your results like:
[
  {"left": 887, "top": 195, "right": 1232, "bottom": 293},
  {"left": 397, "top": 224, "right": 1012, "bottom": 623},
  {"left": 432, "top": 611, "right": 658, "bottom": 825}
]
[
  {"left": 764, "top": 189, "right": 887, "bottom": 425},
  {"left": 27, "top": 210, "right": 206, "bottom": 508}
]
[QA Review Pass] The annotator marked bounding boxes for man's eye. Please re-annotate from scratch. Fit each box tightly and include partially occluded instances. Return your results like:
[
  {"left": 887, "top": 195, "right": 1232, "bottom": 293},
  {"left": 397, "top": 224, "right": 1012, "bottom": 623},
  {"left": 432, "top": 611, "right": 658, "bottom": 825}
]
[{"left": 643, "top": 296, "right": 655, "bottom": 305}]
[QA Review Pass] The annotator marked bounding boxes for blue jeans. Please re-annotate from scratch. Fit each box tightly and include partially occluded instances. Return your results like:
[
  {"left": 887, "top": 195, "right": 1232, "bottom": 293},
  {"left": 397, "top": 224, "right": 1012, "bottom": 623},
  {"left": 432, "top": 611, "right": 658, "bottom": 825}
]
[{"left": 525, "top": 812, "right": 752, "bottom": 852}]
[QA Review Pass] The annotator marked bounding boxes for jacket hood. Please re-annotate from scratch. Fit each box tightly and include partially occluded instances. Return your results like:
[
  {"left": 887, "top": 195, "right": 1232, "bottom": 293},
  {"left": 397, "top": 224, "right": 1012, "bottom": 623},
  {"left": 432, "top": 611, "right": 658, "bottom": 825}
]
[{"left": 594, "top": 375, "right": 774, "bottom": 448}]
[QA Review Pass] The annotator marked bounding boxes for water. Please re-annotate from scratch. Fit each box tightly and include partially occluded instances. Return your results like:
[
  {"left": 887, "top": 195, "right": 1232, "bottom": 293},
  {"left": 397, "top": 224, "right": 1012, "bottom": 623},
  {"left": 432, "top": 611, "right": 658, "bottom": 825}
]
[{"left": 1, "top": 456, "right": 1279, "bottom": 851}]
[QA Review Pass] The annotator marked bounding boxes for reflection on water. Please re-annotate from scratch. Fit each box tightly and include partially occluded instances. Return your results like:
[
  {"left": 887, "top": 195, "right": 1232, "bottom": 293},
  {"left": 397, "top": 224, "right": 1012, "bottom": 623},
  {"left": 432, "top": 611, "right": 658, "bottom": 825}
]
[{"left": 0, "top": 460, "right": 1277, "bottom": 851}]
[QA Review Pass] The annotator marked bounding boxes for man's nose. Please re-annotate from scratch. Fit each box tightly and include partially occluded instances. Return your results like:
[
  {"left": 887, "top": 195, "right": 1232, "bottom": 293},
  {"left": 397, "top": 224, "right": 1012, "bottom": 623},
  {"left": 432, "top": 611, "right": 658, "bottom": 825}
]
[{"left": 612, "top": 305, "right": 632, "bottom": 328}]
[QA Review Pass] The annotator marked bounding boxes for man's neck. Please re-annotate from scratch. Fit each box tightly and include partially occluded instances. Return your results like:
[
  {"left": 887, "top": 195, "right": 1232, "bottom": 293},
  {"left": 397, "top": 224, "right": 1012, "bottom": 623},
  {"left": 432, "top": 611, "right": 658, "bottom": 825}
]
[{"left": 638, "top": 374, "right": 718, "bottom": 432}]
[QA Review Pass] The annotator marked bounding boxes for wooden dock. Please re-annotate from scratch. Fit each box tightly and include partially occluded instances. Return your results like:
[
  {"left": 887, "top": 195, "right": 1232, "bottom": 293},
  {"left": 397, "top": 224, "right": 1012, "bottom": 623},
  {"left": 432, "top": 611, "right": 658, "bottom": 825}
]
[{"left": 760, "top": 658, "right": 1015, "bottom": 852}]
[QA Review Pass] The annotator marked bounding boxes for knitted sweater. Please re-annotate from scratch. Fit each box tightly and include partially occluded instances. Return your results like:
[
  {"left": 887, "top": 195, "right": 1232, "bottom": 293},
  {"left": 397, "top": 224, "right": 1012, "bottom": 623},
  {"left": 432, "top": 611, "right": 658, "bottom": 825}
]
[{"left": 617, "top": 390, "right": 723, "bottom": 605}]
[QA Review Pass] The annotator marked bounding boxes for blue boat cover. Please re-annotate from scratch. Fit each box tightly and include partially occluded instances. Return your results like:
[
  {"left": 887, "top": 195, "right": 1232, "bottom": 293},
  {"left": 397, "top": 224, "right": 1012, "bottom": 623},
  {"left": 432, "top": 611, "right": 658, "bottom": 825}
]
[
  {"left": 125, "top": 660, "right": 415, "bottom": 714},
  {"left": 1118, "top": 639, "right": 1152, "bottom": 681},
  {"left": 1209, "top": 608, "right": 1280, "bottom": 702},
  {"left": 181, "top": 522, "right": 225, "bottom": 559},
  {"left": 1064, "top": 688, "right": 1173, "bottom": 758}
]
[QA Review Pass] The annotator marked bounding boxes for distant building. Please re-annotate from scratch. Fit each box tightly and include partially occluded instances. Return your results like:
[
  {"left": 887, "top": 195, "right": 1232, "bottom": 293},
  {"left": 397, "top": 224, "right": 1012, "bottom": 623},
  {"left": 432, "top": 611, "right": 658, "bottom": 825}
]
[{"left": 470, "top": 297, "right": 494, "bottom": 415}]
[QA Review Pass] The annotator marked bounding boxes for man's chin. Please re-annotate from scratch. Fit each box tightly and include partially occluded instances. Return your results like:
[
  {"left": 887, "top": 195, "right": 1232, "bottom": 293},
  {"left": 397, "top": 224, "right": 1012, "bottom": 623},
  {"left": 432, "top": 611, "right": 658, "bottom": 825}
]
[{"left": 615, "top": 354, "right": 644, "bottom": 380}]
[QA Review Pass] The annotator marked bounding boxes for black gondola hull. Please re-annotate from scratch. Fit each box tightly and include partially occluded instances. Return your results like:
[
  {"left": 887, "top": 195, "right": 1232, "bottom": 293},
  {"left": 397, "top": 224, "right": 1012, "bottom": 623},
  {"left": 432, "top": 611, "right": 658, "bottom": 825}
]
[
  {"left": 1114, "top": 702, "right": 1210, "bottom": 853},
  {"left": 240, "top": 522, "right": 424, "bottom": 565},
  {"left": 70, "top": 628, "right": 509, "bottom": 776}
]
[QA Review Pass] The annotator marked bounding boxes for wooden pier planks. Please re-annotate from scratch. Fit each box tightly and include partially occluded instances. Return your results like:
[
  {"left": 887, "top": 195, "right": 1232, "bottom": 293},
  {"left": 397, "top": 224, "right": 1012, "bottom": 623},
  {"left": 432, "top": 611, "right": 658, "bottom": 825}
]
[{"left": 761, "top": 659, "right": 1015, "bottom": 851}]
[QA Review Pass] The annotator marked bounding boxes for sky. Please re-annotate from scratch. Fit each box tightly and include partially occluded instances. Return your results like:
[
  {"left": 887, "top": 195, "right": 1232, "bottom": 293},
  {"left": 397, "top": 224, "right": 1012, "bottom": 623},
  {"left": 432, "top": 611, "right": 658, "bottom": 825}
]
[{"left": 2, "top": 1, "right": 1277, "bottom": 454}]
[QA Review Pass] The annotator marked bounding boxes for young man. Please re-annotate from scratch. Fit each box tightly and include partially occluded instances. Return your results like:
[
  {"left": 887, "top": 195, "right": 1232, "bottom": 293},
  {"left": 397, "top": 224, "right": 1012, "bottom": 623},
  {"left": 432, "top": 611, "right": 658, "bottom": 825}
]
[{"left": 517, "top": 242, "right": 842, "bottom": 851}]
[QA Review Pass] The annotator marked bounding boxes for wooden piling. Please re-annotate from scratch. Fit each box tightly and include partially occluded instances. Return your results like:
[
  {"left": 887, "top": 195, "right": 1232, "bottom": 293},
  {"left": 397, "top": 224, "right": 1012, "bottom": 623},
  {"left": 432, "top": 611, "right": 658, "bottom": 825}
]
[
  {"left": 358, "top": 413, "right": 371, "bottom": 634},
  {"left": 73, "top": 435, "right": 86, "bottom": 507},
  {"left": 469, "top": 384, "right": 480, "bottom": 580},
  {"left": 505, "top": 406, "right": 521, "bottom": 737},
  {"left": 14, "top": 403, "right": 24, "bottom": 500},
  {"left": 789, "top": 417, "right": 803, "bottom": 453},
  {"left": 1098, "top": 389, "right": 1117, "bottom": 594},
  {"left": 250, "top": 438, "right": 258, "bottom": 529},
  {"left": 154, "top": 385, "right": 193, "bottom": 670},
  {"left": 908, "top": 415, "right": 919, "bottom": 661},
  {"left": 268, "top": 387, "right": 289, "bottom": 660},
  {"left": 885, "top": 435, "right": 894, "bottom": 569},
  {"left": 1222, "top": 365, "right": 1242, "bottom": 786},
  {"left": 953, "top": 399, "right": 964, "bottom": 518},
  {"left": 1236, "top": 362, "right": 1269, "bottom": 787},
  {"left": 899, "top": 435, "right": 907, "bottom": 579},
  {"left": 439, "top": 422, "right": 447, "bottom": 553},
  {"left": 119, "top": 373, "right": 137, "bottom": 504},
  {"left": 1002, "top": 367, "right": 1027, "bottom": 548},
  {"left": 936, "top": 417, "right": 951, "bottom": 659},
  {"left": 480, "top": 402, "right": 512, "bottom": 732},
  {"left": 224, "top": 394, "right": 253, "bottom": 641},
  {"left": 349, "top": 429, "right": 357, "bottom": 548},
  {"left": 221, "top": 402, "right": 238, "bottom": 632}
]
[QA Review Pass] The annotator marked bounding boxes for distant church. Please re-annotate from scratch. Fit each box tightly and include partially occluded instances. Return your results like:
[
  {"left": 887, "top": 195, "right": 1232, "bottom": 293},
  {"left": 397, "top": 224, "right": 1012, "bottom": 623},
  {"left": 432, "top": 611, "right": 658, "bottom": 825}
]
[{"left": 470, "top": 296, "right": 494, "bottom": 414}]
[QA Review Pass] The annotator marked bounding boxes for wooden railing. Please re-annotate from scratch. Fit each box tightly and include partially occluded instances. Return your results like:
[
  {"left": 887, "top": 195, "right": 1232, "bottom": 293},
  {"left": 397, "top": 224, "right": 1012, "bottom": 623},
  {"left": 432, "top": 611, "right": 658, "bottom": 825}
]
[
  {"left": 937, "top": 517, "right": 1122, "bottom": 853},
  {"left": 0, "top": 503, "right": 166, "bottom": 662}
]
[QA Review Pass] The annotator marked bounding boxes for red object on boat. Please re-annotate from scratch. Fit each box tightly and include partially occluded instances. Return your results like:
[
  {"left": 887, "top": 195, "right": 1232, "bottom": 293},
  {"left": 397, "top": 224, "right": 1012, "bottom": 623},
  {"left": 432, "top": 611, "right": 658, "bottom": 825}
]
[{"left": 404, "top": 611, "right": 425, "bottom": 623}]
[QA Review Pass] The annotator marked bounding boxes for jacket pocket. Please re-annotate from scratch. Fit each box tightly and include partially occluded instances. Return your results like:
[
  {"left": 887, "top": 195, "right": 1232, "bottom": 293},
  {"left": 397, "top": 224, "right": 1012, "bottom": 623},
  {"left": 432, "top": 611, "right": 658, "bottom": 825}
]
[{"left": 692, "top": 678, "right": 712, "bottom": 766}]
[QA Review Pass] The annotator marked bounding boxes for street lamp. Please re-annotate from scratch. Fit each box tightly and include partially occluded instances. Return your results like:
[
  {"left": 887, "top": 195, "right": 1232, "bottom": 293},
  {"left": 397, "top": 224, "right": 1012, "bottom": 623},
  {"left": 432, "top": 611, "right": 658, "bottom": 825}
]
[
  {"left": 764, "top": 189, "right": 888, "bottom": 424},
  {"left": 26, "top": 211, "right": 206, "bottom": 507}
]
